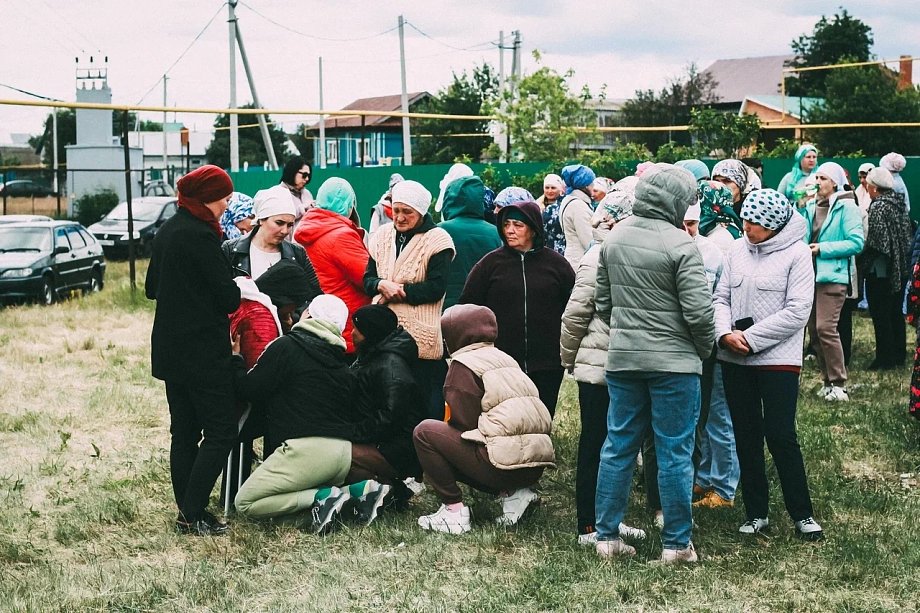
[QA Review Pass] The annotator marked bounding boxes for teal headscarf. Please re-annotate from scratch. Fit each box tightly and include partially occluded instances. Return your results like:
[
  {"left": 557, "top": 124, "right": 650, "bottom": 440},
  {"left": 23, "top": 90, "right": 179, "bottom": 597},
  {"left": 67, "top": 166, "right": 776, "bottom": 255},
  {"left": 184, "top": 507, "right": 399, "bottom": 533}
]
[
  {"left": 314, "top": 177, "right": 356, "bottom": 217},
  {"left": 784, "top": 144, "right": 818, "bottom": 200},
  {"left": 698, "top": 180, "right": 742, "bottom": 239},
  {"left": 675, "top": 159, "right": 710, "bottom": 182}
]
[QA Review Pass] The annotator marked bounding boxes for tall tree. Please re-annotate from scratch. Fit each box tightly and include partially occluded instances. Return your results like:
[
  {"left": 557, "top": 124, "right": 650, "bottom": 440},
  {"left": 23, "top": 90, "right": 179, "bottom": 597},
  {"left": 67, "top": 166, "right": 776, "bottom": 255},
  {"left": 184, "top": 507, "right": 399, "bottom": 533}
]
[
  {"left": 492, "top": 53, "right": 599, "bottom": 162},
  {"left": 205, "top": 103, "right": 289, "bottom": 169},
  {"left": 786, "top": 9, "right": 873, "bottom": 97},
  {"left": 413, "top": 63, "right": 498, "bottom": 165},
  {"left": 688, "top": 108, "right": 761, "bottom": 158},
  {"left": 620, "top": 63, "right": 720, "bottom": 152}
]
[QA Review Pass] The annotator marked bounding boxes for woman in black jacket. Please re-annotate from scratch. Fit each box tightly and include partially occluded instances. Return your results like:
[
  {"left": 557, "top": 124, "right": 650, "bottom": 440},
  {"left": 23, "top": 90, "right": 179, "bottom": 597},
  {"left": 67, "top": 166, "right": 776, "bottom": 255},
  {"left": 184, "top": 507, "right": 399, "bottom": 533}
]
[{"left": 145, "top": 165, "right": 241, "bottom": 536}]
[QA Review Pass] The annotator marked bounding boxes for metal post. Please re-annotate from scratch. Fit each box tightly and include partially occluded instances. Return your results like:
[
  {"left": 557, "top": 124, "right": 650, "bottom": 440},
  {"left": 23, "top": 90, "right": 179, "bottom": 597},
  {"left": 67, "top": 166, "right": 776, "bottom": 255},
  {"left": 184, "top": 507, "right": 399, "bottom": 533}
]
[
  {"left": 162, "top": 75, "right": 168, "bottom": 177},
  {"left": 121, "top": 109, "right": 136, "bottom": 294},
  {"left": 228, "top": 1, "right": 239, "bottom": 172},
  {"left": 235, "top": 22, "right": 278, "bottom": 170},
  {"left": 398, "top": 15, "right": 412, "bottom": 166},
  {"left": 52, "top": 109, "right": 59, "bottom": 196},
  {"left": 318, "top": 57, "right": 327, "bottom": 169},
  {"left": 360, "top": 115, "right": 366, "bottom": 168},
  {"left": 498, "top": 30, "right": 506, "bottom": 162}
]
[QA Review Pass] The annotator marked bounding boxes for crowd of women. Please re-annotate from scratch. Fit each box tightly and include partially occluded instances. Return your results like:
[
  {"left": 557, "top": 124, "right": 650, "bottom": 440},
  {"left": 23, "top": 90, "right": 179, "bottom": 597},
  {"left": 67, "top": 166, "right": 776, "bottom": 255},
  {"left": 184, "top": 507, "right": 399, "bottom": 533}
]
[{"left": 145, "top": 147, "right": 917, "bottom": 564}]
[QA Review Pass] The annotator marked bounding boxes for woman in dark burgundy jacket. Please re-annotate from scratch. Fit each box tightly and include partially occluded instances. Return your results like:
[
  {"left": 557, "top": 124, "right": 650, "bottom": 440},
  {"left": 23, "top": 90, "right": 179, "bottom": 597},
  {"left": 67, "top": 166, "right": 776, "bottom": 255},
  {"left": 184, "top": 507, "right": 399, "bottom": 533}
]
[{"left": 459, "top": 200, "right": 576, "bottom": 416}]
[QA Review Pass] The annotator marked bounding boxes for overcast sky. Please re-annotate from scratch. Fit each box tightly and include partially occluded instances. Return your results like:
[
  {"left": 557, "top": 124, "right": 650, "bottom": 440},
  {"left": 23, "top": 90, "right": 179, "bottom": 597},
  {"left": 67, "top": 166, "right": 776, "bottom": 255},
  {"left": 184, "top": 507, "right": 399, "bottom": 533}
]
[{"left": 1, "top": 0, "right": 917, "bottom": 145}]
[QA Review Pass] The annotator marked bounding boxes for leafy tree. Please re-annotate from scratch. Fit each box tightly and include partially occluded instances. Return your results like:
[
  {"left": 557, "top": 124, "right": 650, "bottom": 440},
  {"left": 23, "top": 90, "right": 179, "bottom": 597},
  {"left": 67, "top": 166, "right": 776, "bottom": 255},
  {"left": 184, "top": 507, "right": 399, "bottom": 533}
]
[
  {"left": 620, "top": 63, "right": 720, "bottom": 152},
  {"left": 688, "top": 108, "right": 761, "bottom": 158},
  {"left": 755, "top": 137, "right": 802, "bottom": 159},
  {"left": 288, "top": 126, "right": 313, "bottom": 164},
  {"left": 491, "top": 52, "right": 599, "bottom": 162},
  {"left": 786, "top": 9, "right": 873, "bottom": 97},
  {"left": 414, "top": 63, "right": 498, "bottom": 165},
  {"left": 805, "top": 65, "right": 920, "bottom": 156},
  {"left": 206, "top": 103, "right": 290, "bottom": 169}
]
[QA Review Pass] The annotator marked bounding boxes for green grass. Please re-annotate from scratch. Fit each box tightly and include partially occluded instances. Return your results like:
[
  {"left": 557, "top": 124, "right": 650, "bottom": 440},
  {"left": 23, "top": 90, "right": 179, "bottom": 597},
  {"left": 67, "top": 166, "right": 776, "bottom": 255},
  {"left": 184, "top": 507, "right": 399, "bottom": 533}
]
[{"left": 1, "top": 260, "right": 919, "bottom": 611}]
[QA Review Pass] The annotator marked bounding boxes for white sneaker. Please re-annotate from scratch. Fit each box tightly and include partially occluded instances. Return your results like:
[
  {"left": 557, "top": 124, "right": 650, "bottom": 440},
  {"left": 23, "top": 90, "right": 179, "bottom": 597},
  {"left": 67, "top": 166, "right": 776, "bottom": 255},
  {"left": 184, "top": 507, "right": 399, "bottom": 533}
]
[
  {"left": 817, "top": 385, "right": 832, "bottom": 398},
  {"left": 596, "top": 538, "right": 636, "bottom": 558},
  {"left": 418, "top": 504, "right": 471, "bottom": 534},
  {"left": 795, "top": 517, "right": 824, "bottom": 540},
  {"left": 824, "top": 385, "right": 849, "bottom": 402},
  {"left": 658, "top": 541, "right": 698, "bottom": 564},
  {"left": 496, "top": 488, "right": 540, "bottom": 527},
  {"left": 739, "top": 517, "right": 770, "bottom": 534},
  {"left": 654, "top": 512, "right": 664, "bottom": 529},
  {"left": 578, "top": 531, "right": 598, "bottom": 546},
  {"left": 618, "top": 522, "right": 647, "bottom": 540},
  {"left": 403, "top": 477, "right": 425, "bottom": 496}
]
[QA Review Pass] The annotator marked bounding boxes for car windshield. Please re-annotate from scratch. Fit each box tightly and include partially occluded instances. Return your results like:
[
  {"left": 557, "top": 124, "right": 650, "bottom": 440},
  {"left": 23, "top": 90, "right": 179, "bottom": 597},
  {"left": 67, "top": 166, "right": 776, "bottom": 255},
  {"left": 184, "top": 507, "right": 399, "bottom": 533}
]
[
  {"left": 0, "top": 227, "right": 51, "bottom": 252},
  {"left": 104, "top": 201, "right": 164, "bottom": 222}
]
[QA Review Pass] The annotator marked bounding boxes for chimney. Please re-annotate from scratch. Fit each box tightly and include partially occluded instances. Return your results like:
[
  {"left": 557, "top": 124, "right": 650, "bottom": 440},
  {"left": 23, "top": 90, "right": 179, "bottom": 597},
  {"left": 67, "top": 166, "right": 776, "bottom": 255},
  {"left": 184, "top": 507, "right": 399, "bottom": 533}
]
[{"left": 898, "top": 55, "right": 913, "bottom": 91}]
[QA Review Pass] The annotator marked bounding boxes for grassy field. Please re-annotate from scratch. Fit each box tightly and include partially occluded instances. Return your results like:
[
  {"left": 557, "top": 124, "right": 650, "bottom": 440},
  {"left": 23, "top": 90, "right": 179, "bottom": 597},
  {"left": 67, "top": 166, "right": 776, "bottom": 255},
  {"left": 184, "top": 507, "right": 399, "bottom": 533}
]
[{"left": 1, "top": 260, "right": 919, "bottom": 612}]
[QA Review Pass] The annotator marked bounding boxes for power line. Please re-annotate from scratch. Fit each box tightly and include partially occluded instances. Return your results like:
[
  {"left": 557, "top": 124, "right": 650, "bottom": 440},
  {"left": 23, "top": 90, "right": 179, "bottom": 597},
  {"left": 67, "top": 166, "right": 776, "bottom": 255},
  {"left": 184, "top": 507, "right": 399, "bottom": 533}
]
[
  {"left": 0, "top": 83, "right": 62, "bottom": 102},
  {"left": 135, "top": 2, "right": 228, "bottom": 105},
  {"left": 323, "top": 40, "right": 498, "bottom": 65},
  {"left": 239, "top": 2, "right": 399, "bottom": 42},
  {"left": 405, "top": 22, "right": 497, "bottom": 52},
  {"left": 37, "top": 0, "right": 101, "bottom": 52}
]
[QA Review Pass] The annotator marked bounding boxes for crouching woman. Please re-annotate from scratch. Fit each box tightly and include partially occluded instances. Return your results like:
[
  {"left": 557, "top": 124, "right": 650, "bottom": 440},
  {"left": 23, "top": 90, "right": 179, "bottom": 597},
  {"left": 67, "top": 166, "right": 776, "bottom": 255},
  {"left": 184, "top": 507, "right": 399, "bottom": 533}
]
[
  {"left": 413, "top": 304, "right": 555, "bottom": 534},
  {"left": 714, "top": 189, "right": 823, "bottom": 540}
]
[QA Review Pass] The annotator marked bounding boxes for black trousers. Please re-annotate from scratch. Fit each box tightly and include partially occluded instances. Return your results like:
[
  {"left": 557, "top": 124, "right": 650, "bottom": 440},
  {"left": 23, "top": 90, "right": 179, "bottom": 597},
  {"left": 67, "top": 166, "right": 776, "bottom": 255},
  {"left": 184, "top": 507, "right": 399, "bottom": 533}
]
[
  {"left": 165, "top": 379, "right": 237, "bottom": 520},
  {"left": 527, "top": 368, "right": 565, "bottom": 419},
  {"left": 575, "top": 382, "right": 609, "bottom": 533},
  {"left": 720, "top": 364, "right": 814, "bottom": 522},
  {"left": 642, "top": 353, "right": 715, "bottom": 510},
  {"left": 838, "top": 298, "right": 857, "bottom": 367},
  {"left": 866, "top": 275, "right": 907, "bottom": 366},
  {"left": 412, "top": 358, "right": 449, "bottom": 420}
]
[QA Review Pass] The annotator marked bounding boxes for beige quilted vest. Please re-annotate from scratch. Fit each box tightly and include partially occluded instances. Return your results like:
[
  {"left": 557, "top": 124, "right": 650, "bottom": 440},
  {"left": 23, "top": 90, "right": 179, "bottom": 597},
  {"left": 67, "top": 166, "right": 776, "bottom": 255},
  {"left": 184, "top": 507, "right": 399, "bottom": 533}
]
[
  {"left": 452, "top": 344, "right": 556, "bottom": 470},
  {"left": 370, "top": 224, "right": 455, "bottom": 360}
]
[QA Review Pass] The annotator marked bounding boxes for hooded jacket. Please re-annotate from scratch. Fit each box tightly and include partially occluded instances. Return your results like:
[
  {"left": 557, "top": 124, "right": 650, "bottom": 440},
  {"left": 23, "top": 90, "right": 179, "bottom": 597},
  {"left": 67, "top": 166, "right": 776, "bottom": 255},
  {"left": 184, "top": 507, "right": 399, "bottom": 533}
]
[
  {"left": 232, "top": 317, "right": 367, "bottom": 452},
  {"left": 351, "top": 327, "right": 426, "bottom": 477},
  {"left": 595, "top": 165, "right": 715, "bottom": 375},
  {"left": 441, "top": 305, "right": 555, "bottom": 471},
  {"left": 438, "top": 176, "right": 503, "bottom": 310},
  {"left": 714, "top": 212, "right": 815, "bottom": 367},
  {"left": 293, "top": 207, "right": 371, "bottom": 353},
  {"left": 559, "top": 189, "right": 595, "bottom": 269},
  {"left": 801, "top": 192, "right": 865, "bottom": 286},
  {"left": 460, "top": 201, "right": 576, "bottom": 373}
]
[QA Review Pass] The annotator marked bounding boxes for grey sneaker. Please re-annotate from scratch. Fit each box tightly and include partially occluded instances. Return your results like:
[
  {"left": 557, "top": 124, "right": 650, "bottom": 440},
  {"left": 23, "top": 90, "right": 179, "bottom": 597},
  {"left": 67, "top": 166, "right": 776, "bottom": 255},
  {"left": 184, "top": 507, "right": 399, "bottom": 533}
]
[
  {"left": 355, "top": 482, "right": 393, "bottom": 526},
  {"left": 739, "top": 517, "right": 770, "bottom": 534},
  {"left": 794, "top": 517, "right": 824, "bottom": 540},
  {"left": 311, "top": 487, "right": 351, "bottom": 535}
]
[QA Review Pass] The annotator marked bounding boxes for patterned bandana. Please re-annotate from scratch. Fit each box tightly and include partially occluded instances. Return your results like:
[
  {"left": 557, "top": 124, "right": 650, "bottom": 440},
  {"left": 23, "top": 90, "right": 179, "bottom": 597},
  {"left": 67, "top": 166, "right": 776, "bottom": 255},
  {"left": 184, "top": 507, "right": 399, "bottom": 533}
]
[
  {"left": 494, "top": 186, "right": 534, "bottom": 209},
  {"left": 698, "top": 180, "right": 742, "bottom": 238},
  {"left": 219, "top": 192, "right": 254, "bottom": 240},
  {"left": 593, "top": 190, "right": 635, "bottom": 228},
  {"left": 711, "top": 159, "right": 749, "bottom": 193},
  {"left": 740, "top": 189, "right": 793, "bottom": 231}
]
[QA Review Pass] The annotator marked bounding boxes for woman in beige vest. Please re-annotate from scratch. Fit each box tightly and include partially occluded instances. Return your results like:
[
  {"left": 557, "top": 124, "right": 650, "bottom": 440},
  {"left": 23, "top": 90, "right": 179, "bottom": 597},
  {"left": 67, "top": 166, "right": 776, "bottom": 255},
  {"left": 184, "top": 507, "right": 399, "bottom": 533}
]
[{"left": 364, "top": 180, "right": 455, "bottom": 419}]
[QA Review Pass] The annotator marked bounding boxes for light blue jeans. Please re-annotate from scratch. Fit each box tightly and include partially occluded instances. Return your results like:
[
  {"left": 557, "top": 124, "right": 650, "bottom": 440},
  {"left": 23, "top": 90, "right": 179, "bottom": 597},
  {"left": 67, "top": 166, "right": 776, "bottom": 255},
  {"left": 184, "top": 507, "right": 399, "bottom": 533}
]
[
  {"left": 595, "top": 371, "right": 700, "bottom": 550},
  {"left": 696, "top": 364, "right": 740, "bottom": 501}
]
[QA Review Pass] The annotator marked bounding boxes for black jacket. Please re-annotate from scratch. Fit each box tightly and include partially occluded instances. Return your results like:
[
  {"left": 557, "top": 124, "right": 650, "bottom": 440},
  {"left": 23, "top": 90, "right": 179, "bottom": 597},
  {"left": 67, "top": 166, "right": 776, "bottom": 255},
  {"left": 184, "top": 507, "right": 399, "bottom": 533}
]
[
  {"left": 351, "top": 327, "right": 426, "bottom": 477},
  {"left": 146, "top": 208, "right": 241, "bottom": 384},
  {"left": 232, "top": 324, "right": 369, "bottom": 452},
  {"left": 222, "top": 228, "right": 322, "bottom": 297}
]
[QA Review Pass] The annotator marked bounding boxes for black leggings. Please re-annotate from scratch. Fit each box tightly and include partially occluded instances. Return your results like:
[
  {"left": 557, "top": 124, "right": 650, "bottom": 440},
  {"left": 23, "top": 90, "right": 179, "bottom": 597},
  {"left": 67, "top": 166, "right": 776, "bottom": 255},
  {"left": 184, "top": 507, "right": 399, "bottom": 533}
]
[{"left": 575, "top": 382, "right": 609, "bottom": 533}]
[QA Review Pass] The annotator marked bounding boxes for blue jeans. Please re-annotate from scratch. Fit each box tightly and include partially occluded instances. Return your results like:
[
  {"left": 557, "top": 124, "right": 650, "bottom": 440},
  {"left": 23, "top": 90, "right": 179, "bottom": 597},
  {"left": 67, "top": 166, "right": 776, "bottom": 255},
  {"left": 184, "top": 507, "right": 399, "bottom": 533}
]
[
  {"left": 695, "top": 364, "right": 740, "bottom": 501},
  {"left": 595, "top": 371, "right": 700, "bottom": 550}
]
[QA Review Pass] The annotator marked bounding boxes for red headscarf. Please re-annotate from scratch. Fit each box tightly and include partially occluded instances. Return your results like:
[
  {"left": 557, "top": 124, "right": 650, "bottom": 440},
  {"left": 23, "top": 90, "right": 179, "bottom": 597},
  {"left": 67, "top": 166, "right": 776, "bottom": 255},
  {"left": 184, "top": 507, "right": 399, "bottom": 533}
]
[{"left": 177, "top": 165, "right": 234, "bottom": 237}]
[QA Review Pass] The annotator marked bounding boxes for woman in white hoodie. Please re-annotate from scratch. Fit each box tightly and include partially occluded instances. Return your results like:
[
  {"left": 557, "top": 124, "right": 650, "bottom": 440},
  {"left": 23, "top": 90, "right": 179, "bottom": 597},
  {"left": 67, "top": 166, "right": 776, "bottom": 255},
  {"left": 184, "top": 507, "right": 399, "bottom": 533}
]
[{"left": 713, "top": 189, "right": 823, "bottom": 540}]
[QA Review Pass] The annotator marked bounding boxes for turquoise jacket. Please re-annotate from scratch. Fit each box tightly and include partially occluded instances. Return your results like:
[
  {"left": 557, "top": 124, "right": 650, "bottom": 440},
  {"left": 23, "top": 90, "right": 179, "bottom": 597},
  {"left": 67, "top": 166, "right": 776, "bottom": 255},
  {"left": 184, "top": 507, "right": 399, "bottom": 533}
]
[{"left": 801, "top": 192, "right": 865, "bottom": 285}]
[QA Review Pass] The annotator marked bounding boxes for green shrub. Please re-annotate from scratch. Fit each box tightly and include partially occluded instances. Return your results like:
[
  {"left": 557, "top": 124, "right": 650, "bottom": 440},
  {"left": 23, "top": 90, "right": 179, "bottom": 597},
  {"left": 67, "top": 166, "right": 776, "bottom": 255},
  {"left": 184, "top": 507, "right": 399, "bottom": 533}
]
[{"left": 73, "top": 190, "right": 118, "bottom": 227}]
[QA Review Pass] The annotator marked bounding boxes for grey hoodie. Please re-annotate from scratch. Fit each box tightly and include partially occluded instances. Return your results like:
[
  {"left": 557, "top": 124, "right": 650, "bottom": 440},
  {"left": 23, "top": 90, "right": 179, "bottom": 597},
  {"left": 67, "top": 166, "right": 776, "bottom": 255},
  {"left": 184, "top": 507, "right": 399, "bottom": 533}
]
[
  {"left": 713, "top": 211, "right": 815, "bottom": 367},
  {"left": 595, "top": 165, "right": 715, "bottom": 375}
]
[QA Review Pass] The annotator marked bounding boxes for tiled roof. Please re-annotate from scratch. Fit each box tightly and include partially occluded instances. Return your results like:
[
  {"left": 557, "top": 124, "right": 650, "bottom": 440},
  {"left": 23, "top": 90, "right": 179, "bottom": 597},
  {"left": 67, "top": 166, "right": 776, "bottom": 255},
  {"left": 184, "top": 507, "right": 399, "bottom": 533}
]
[
  {"left": 740, "top": 95, "right": 823, "bottom": 120},
  {"left": 703, "top": 55, "right": 795, "bottom": 104},
  {"left": 307, "top": 92, "right": 430, "bottom": 131}
]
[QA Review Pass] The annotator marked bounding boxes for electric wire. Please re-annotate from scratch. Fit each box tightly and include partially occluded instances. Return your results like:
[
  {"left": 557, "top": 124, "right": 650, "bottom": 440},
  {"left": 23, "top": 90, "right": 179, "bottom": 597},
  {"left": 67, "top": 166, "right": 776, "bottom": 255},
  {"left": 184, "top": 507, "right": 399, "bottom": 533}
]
[
  {"left": 405, "top": 22, "right": 497, "bottom": 52},
  {"left": 238, "top": 2, "right": 399, "bottom": 42},
  {"left": 0, "top": 83, "right": 62, "bottom": 102}
]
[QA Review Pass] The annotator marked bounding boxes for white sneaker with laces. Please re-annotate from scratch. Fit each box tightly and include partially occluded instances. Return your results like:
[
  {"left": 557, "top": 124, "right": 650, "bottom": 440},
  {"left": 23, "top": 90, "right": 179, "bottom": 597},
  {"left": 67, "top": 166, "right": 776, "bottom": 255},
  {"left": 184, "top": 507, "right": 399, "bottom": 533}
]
[
  {"left": 817, "top": 385, "right": 832, "bottom": 398},
  {"left": 654, "top": 512, "right": 664, "bottom": 529},
  {"left": 795, "top": 517, "right": 824, "bottom": 540},
  {"left": 618, "top": 522, "right": 647, "bottom": 540},
  {"left": 824, "top": 385, "right": 849, "bottom": 402},
  {"left": 739, "top": 517, "right": 770, "bottom": 534},
  {"left": 496, "top": 488, "right": 540, "bottom": 527},
  {"left": 418, "top": 504, "right": 471, "bottom": 534},
  {"left": 658, "top": 541, "right": 698, "bottom": 564},
  {"left": 403, "top": 478, "right": 425, "bottom": 496},
  {"left": 578, "top": 531, "right": 598, "bottom": 546},
  {"left": 596, "top": 538, "right": 636, "bottom": 558}
]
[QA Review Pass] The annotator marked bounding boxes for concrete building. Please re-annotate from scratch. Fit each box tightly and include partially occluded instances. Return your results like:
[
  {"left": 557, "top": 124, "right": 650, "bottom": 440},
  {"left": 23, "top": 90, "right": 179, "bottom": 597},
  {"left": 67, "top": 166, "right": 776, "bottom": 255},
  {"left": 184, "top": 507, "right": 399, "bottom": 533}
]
[
  {"left": 64, "top": 61, "right": 142, "bottom": 214},
  {"left": 127, "top": 129, "right": 210, "bottom": 180}
]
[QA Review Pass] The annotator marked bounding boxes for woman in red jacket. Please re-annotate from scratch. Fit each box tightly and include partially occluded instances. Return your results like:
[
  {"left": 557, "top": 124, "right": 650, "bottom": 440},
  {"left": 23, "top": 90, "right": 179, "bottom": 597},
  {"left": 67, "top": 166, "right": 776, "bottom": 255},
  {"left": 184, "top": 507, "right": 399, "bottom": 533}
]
[{"left": 294, "top": 178, "right": 370, "bottom": 357}]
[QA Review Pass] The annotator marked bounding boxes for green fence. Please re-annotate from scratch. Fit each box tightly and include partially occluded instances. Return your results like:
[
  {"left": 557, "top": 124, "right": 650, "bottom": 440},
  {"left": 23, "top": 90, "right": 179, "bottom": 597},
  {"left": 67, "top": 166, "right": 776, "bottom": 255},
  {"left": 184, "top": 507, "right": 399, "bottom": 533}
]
[{"left": 230, "top": 158, "right": 920, "bottom": 223}]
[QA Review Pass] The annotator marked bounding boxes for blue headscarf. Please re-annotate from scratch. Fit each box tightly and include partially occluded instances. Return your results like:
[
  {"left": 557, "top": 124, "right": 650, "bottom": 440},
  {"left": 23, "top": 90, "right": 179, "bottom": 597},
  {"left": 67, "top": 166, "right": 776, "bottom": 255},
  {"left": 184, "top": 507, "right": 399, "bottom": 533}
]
[
  {"left": 494, "top": 186, "right": 534, "bottom": 209},
  {"left": 675, "top": 159, "right": 711, "bottom": 182},
  {"left": 219, "top": 192, "right": 254, "bottom": 240},
  {"left": 561, "top": 164, "right": 596, "bottom": 194},
  {"left": 784, "top": 144, "right": 818, "bottom": 200}
]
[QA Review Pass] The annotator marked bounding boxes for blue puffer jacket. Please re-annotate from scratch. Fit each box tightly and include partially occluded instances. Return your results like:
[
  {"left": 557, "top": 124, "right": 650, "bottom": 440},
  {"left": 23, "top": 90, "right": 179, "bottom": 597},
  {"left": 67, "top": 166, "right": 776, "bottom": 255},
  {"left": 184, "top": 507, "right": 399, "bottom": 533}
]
[{"left": 800, "top": 192, "right": 864, "bottom": 286}]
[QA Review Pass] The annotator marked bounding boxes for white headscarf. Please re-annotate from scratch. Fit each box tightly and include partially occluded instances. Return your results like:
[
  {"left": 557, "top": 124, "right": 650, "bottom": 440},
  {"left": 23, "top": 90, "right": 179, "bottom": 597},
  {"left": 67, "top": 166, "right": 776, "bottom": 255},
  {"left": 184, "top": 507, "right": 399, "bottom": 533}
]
[
  {"left": 815, "top": 162, "right": 848, "bottom": 193},
  {"left": 880, "top": 152, "right": 907, "bottom": 173},
  {"left": 307, "top": 294, "right": 349, "bottom": 333},
  {"left": 434, "top": 163, "right": 474, "bottom": 212}
]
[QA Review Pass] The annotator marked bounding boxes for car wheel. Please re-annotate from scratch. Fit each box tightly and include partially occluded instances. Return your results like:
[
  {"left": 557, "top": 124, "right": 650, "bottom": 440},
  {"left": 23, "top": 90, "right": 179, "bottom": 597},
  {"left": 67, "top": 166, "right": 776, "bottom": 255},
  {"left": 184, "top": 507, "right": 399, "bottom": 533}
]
[
  {"left": 39, "top": 276, "right": 56, "bottom": 305},
  {"left": 83, "top": 269, "right": 102, "bottom": 296}
]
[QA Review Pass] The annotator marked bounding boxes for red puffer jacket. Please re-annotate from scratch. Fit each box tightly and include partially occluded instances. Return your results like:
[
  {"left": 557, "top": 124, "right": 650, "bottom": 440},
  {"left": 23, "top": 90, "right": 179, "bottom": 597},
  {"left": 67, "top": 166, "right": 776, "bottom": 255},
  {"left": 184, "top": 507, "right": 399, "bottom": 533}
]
[
  {"left": 230, "top": 299, "right": 280, "bottom": 370},
  {"left": 293, "top": 207, "right": 371, "bottom": 353}
]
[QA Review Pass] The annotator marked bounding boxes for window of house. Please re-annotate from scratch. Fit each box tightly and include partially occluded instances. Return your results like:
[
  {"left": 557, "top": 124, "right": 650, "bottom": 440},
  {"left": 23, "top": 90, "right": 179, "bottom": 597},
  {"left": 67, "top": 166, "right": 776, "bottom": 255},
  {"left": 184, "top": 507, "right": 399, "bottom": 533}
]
[{"left": 326, "top": 140, "right": 339, "bottom": 164}]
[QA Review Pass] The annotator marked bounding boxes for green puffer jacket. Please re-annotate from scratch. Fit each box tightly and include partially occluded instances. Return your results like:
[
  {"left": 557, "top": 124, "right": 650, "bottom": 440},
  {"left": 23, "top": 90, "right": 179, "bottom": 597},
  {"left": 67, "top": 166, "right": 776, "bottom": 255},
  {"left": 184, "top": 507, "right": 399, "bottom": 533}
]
[
  {"left": 800, "top": 192, "right": 865, "bottom": 286},
  {"left": 439, "top": 176, "right": 503, "bottom": 310},
  {"left": 595, "top": 165, "right": 715, "bottom": 375}
]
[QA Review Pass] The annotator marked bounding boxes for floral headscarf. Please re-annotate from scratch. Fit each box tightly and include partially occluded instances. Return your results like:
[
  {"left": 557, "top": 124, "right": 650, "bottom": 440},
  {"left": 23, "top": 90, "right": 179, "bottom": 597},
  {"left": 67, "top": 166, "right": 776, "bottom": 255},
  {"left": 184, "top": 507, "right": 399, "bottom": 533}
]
[
  {"left": 219, "top": 192, "right": 254, "bottom": 241},
  {"left": 592, "top": 190, "right": 635, "bottom": 230},
  {"left": 698, "top": 180, "right": 742, "bottom": 239},
  {"left": 711, "top": 159, "right": 749, "bottom": 194},
  {"left": 494, "top": 186, "right": 534, "bottom": 209},
  {"left": 592, "top": 177, "right": 615, "bottom": 196}
]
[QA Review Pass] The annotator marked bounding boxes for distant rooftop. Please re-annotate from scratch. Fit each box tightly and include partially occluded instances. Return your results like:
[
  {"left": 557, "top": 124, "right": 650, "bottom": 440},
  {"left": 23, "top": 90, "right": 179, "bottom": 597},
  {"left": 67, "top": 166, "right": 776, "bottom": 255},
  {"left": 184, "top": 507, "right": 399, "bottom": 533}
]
[
  {"left": 703, "top": 55, "right": 795, "bottom": 104},
  {"left": 308, "top": 92, "right": 431, "bottom": 131},
  {"left": 740, "top": 95, "right": 822, "bottom": 120}
]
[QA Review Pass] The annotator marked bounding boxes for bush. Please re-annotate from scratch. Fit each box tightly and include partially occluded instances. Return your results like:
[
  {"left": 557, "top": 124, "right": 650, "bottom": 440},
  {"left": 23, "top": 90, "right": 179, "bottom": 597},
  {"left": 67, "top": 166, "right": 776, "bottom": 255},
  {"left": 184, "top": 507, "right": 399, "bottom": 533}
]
[{"left": 73, "top": 190, "right": 118, "bottom": 227}]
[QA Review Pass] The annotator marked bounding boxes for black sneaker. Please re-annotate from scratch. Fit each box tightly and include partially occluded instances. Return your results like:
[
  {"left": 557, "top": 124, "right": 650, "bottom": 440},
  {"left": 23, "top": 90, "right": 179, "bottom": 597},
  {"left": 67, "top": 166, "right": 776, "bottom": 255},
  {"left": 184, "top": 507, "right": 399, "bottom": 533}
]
[
  {"left": 355, "top": 482, "right": 393, "bottom": 526},
  {"left": 175, "top": 511, "right": 229, "bottom": 536},
  {"left": 311, "top": 488, "right": 351, "bottom": 535}
]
